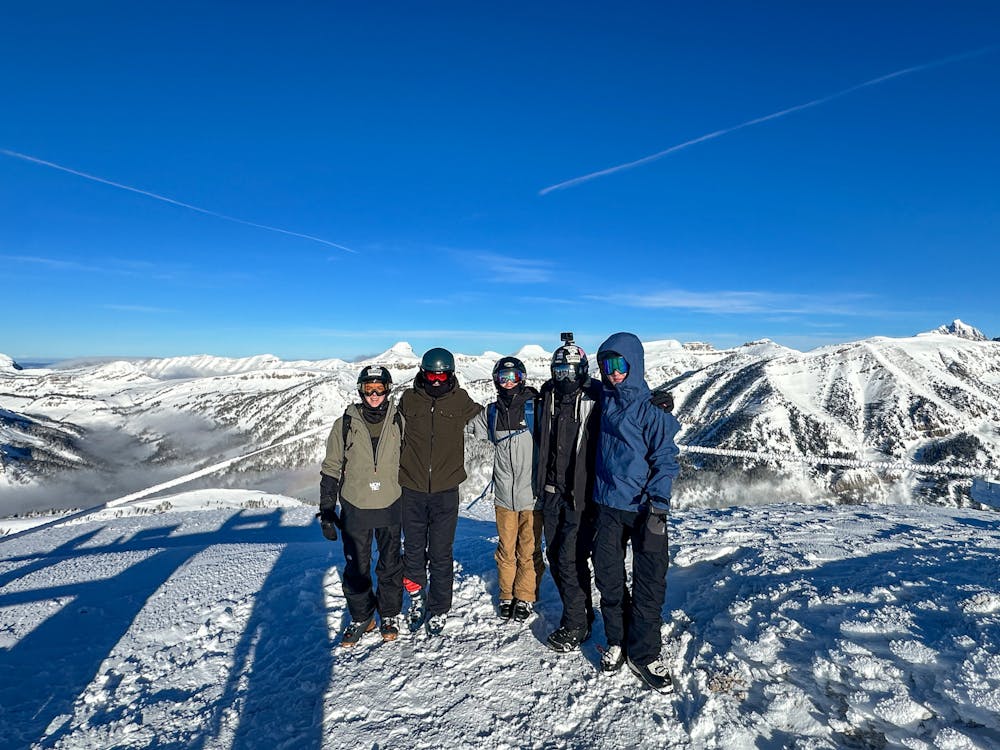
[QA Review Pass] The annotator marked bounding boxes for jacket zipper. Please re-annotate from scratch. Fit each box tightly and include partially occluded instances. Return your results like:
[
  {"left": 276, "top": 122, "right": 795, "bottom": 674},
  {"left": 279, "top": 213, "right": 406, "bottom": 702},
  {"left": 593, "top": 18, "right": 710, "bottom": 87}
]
[{"left": 428, "top": 399, "right": 435, "bottom": 492}]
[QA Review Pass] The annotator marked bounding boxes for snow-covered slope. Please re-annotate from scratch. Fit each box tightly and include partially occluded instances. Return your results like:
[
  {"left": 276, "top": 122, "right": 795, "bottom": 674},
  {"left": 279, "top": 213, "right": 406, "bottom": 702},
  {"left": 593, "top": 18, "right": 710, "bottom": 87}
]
[
  {"left": 1, "top": 493, "right": 997, "bottom": 748},
  {"left": 667, "top": 332, "right": 1000, "bottom": 505}
]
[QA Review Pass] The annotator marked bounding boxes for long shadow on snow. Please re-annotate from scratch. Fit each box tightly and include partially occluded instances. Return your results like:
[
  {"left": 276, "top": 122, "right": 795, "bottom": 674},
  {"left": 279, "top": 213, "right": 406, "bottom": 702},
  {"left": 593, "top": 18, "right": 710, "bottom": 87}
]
[
  {"left": 0, "top": 522, "right": 192, "bottom": 748},
  {"left": 208, "top": 513, "right": 503, "bottom": 750},
  {"left": 0, "top": 509, "right": 336, "bottom": 750},
  {"left": 190, "top": 537, "right": 337, "bottom": 750}
]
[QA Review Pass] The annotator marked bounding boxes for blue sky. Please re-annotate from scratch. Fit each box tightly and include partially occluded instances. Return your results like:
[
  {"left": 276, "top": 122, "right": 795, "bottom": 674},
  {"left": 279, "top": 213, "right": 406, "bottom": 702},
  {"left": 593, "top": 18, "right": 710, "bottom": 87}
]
[{"left": 2, "top": 2, "right": 998, "bottom": 361}]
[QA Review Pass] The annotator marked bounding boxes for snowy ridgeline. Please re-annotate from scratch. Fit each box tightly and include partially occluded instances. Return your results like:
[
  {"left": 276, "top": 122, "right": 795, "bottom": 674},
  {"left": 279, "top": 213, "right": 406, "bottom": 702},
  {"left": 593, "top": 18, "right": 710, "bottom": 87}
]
[
  {"left": 3, "top": 323, "right": 1000, "bottom": 514},
  {"left": 1, "top": 492, "right": 999, "bottom": 749}
]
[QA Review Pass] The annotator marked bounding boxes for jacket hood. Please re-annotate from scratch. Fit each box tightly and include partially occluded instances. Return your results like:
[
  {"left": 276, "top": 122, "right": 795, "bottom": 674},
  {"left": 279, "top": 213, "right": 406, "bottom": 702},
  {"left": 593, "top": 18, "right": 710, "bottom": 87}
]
[{"left": 597, "top": 331, "right": 649, "bottom": 398}]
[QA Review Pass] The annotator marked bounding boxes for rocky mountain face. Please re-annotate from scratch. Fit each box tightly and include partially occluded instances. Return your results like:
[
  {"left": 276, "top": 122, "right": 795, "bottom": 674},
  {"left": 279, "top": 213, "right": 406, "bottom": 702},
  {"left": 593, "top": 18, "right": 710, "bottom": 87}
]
[
  {"left": 661, "top": 325, "right": 1000, "bottom": 506},
  {"left": 931, "top": 319, "right": 988, "bottom": 341},
  {"left": 2, "top": 324, "right": 998, "bottom": 513}
]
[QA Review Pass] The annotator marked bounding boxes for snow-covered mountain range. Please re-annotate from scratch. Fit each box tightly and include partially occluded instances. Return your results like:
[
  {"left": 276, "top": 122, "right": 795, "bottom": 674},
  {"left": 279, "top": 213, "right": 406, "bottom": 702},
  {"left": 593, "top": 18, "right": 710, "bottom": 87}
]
[{"left": 2, "top": 321, "right": 998, "bottom": 515}]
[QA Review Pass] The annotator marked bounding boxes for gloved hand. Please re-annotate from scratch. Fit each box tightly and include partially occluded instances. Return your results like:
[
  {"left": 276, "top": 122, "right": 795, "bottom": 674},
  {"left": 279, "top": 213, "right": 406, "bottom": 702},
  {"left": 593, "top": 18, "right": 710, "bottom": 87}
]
[
  {"left": 316, "top": 509, "right": 340, "bottom": 541},
  {"left": 645, "top": 509, "right": 668, "bottom": 536},
  {"left": 650, "top": 389, "right": 674, "bottom": 413}
]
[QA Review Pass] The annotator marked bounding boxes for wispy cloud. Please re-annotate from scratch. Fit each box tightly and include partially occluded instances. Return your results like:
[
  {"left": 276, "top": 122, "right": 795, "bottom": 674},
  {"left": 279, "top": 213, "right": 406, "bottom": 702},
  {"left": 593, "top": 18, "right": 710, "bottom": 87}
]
[
  {"left": 540, "top": 46, "right": 998, "bottom": 195},
  {"left": 1, "top": 149, "right": 357, "bottom": 253},
  {"left": 2, "top": 253, "right": 186, "bottom": 279},
  {"left": 589, "top": 288, "right": 880, "bottom": 316},
  {"left": 414, "top": 290, "right": 489, "bottom": 306},
  {"left": 102, "top": 304, "right": 177, "bottom": 314},
  {"left": 0, "top": 254, "right": 108, "bottom": 273},
  {"left": 515, "top": 295, "right": 583, "bottom": 307},
  {"left": 461, "top": 251, "right": 555, "bottom": 284}
]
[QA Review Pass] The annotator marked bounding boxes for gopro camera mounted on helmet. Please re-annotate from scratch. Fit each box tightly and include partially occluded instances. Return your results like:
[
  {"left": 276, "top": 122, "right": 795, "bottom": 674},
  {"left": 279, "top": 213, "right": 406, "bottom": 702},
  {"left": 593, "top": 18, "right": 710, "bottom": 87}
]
[{"left": 552, "top": 333, "right": 589, "bottom": 386}]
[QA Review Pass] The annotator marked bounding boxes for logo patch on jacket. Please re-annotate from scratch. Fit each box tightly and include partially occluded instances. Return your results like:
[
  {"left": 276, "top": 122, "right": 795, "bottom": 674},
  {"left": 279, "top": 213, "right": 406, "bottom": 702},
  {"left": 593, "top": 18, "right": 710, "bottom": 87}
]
[{"left": 369, "top": 481, "right": 381, "bottom": 492}]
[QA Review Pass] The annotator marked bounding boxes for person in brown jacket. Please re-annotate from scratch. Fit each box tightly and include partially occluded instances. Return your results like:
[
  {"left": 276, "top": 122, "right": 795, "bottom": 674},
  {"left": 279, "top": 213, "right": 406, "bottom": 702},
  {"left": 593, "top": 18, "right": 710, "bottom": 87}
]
[{"left": 397, "top": 347, "right": 482, "bottom": 635}]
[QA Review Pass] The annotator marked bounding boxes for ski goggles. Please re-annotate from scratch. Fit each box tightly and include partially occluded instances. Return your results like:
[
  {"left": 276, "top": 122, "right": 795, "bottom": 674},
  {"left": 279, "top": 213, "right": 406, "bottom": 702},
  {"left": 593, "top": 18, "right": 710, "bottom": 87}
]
[
  {"left": 361, "top": 383, "right": 388, "bottom": 397},
  {"left": 424, "top": 370, "right": 449, "bottom": 383},
  {"left": 598, "top": 355, "right": 630, "bottom": 376},
  {"left": 551, "top": 363, "right": 575, "bottom": 381},
  {"left": 494, "top": 368, "right": 524, "bottom": 385}
]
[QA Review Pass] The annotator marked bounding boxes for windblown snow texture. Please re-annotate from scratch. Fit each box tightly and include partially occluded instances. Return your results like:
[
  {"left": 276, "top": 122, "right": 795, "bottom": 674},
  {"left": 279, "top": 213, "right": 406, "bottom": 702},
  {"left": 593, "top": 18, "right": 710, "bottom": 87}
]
[{"left": 1, "top": 492, "right": 998, "bottom": 748}]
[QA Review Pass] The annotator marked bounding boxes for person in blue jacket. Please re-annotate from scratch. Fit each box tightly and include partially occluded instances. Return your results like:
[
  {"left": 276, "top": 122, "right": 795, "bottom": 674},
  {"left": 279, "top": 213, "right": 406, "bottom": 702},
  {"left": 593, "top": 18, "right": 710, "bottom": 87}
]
[{"left": 592, "top": 331, "right": 680, "bottom": 692}]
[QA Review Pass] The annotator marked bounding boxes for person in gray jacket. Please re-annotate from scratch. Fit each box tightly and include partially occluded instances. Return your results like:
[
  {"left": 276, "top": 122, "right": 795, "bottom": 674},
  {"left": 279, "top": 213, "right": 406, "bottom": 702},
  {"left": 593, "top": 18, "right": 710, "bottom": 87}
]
[
  {"left": 472, "top": 356, "right": 542, "bottom": 621},
  {"left": 319, "top": 365, "right": 405, "bottom": 647}
]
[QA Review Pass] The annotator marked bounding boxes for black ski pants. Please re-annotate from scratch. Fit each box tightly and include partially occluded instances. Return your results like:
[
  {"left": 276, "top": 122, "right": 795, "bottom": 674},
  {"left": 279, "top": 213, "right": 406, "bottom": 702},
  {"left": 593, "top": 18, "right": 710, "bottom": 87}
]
[
  {"left": 340, "top": 521, "right": 403, "bottom": 623},
  {"left": 401, "top": 486, "right": 460, "bottom": 617},
  {"left": 542, "top": 491, "right": 595, "bottom": 631},
  {"left": 593, "top": 504, "right": 670, "bottom": 667}
]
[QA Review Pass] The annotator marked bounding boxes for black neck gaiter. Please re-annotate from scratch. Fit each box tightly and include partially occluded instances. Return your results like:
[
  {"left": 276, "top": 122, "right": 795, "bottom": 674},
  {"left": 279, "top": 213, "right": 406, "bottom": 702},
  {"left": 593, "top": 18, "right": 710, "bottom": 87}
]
[{"left": 360, "top": 399, "right": 389, "bottom": 424}]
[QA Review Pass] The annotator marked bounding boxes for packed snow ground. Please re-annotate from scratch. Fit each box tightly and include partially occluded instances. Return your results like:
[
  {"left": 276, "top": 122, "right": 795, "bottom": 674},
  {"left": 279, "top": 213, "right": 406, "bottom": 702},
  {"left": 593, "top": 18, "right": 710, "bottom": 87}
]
[{"left": 1, "top": 491, "right": 999, "bottom": 749}]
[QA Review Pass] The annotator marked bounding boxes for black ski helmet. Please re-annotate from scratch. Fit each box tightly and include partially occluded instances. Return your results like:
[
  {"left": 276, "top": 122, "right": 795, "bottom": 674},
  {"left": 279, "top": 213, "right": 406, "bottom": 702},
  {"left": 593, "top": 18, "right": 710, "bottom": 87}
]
[
  {"left": 357, "top": 365, "right": 392, "bottom": 394},
  {"left": 551, "top": 344, "right": 589, "bottom": 384},
  {"left": 420, "top": 347, "right": 455, "bottom": 373},
  {"left": 492, "top": 356, "right": 527, "bottom": 386}
]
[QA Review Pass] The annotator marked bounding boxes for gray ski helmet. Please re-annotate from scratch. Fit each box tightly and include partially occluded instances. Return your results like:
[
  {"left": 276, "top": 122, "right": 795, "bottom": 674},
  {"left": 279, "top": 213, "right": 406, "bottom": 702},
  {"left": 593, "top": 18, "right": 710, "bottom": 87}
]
[
  {"left": 420, "top": 347, "right": 455, "bottom": 373},
  {"left": 357, "top": 364, "right": 392, "bottom": 393},
  {"left": 551, "top": 344, "right": 589, "bottom": 384},
  {"left": 492, "top": 356, "right": 526, "bottom": 386}
]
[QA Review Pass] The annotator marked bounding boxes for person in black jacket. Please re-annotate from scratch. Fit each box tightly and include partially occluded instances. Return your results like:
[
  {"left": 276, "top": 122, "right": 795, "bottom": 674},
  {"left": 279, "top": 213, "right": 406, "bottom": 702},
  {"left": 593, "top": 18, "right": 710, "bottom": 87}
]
[{"left": 535, "top": 338, "right": 602, "bottom": 652}]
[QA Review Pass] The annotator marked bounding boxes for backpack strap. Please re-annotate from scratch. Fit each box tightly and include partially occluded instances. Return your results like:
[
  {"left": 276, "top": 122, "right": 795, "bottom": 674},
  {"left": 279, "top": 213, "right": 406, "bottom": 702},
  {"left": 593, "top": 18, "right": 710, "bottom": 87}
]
[
  {"left": 339, "top": 413, "right": 352, "bottom": 486},
  {"left": 487, "top": 402, "right": 498, "bottom": 444},
  {"left": 488, "top": 400, "right": 534, "bottom": 445}
]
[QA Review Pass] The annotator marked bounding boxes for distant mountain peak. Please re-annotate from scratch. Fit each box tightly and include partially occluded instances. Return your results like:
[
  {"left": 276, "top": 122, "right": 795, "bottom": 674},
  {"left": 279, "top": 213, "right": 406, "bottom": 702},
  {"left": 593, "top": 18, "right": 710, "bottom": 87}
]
[
  {"left": 388, "top": 341, "right": 415, "bottom": 355},
  {"left": 363, "top": 342, "right": 418, "bottom": 365},
  {"left": 0, "top": 353, "right": 22, "bottom": 371},
  {"left": 514, "top": 344, "right": 548, "bottom": 360},
  {"left": 929, "top": 319, "right": 987, "bottom": 341}
]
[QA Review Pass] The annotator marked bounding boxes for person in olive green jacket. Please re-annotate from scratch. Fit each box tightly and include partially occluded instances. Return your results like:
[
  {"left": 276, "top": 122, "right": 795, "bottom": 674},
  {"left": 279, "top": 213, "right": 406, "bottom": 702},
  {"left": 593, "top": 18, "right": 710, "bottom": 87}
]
[
  {"left": 319, "top": 365, "right": 405, "bottom": 647},
  {"left": 397, "top": 347, "right": 482, "bottom": 635}
]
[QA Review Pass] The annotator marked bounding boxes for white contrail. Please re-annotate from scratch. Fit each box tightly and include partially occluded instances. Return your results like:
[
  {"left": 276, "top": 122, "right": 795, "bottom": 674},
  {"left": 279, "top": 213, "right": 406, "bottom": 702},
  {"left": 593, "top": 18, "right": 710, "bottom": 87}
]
[
  {"left": 0, "top": 149, "right": 357, "bottom": 253},
  {"left": 539, "top": 46, "right": 998, "bottom": 195}
]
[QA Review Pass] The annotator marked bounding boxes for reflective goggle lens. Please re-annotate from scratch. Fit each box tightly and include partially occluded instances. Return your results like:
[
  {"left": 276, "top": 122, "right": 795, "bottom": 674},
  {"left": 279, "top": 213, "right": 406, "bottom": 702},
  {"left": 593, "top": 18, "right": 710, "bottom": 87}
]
[
  {"left": 362, "top": 383, "right": 388, "bottom": 396},
  {"left": 425, "top": 371, "right": 449, "bottom": 383},
  {"left": 495, "top": 368, "right": 524, "bottom": 385},
  {"left": 552, "top": 363, "right": 575, "bottom": 381},
  {"left": 599, "top": 356, "right": 629, "bottom": 376}
]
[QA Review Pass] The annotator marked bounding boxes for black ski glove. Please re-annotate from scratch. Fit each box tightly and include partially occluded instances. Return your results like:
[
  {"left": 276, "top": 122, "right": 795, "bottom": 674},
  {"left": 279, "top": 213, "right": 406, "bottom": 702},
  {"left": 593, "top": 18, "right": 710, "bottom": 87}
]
[
  {"left": 645, "top": 509, "right": 668, "bottom": 536},
  {"left": 651, "top": 389, "right": 674, "bottom": 413},
  {"left": 316, "top": 509, "right": 340, "bottom": 541},
  {"left": 318, "top": 474, "right": 343, "bottom": 540},
  {"left": 642, "top": 495, "right": 669, "bottom": 549}
]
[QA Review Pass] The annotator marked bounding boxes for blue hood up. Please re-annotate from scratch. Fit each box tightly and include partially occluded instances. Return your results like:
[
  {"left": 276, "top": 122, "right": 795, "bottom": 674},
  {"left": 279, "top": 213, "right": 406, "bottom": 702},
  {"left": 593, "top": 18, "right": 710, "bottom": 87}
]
[{"left": 594, "top": 332, "right": 680, "bottom": 511}]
